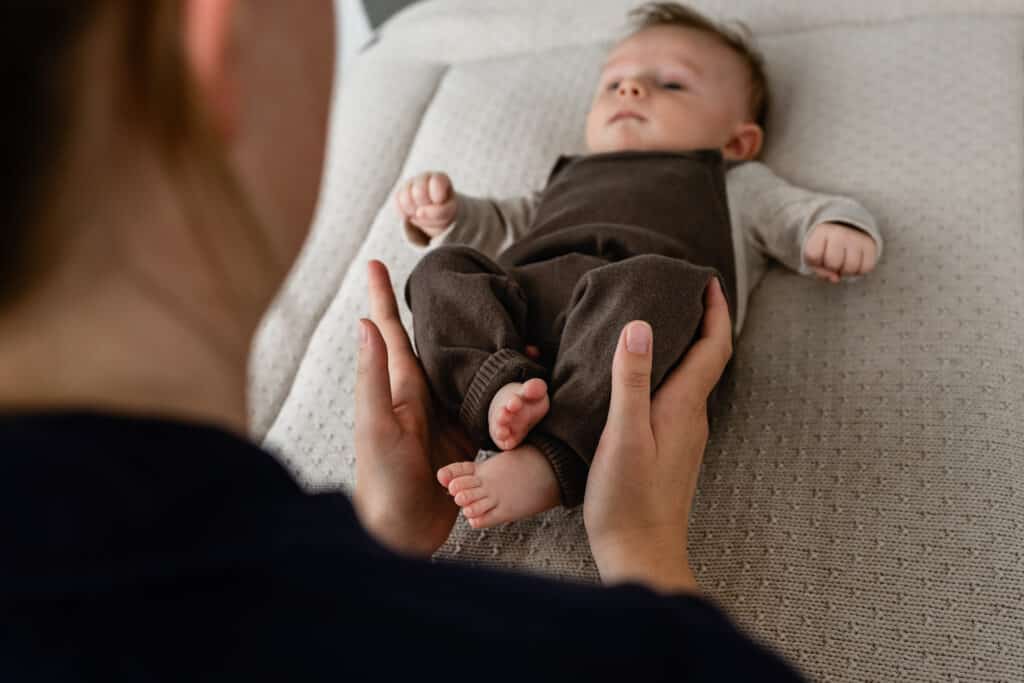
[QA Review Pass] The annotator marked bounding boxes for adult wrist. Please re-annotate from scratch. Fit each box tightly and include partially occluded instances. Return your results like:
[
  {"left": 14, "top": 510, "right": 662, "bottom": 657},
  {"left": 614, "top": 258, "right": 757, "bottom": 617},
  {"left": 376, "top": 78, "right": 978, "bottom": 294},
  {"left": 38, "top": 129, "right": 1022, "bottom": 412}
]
[{"left": 591, "top": 533, "right": 698, "bottom": 595}]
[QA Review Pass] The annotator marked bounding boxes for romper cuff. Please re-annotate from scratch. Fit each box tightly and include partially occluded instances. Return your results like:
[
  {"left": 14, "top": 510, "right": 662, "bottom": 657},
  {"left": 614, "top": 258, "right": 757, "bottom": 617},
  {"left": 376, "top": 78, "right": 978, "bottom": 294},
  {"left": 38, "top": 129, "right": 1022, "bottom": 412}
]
[{"left": 525, "top": 431, "right": 588, "bottom": 508}]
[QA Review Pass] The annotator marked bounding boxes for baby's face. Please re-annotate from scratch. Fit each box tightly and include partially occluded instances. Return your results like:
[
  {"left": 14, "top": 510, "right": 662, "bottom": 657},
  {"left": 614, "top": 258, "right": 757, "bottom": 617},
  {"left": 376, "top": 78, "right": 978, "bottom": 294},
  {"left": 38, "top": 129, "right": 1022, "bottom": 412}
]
[{"left": 585, "top": 25, "right": 754, "bottom": 158}]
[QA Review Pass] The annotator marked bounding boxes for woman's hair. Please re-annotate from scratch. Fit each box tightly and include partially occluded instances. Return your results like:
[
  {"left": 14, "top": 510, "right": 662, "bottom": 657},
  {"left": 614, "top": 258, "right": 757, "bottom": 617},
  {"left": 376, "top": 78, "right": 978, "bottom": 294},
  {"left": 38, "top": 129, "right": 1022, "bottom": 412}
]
[
  {"left": 627, "top": 2, "right": 769, "bottom": 132},
  {"left": 0, "top": 1, "right": 264, "bottom": 309},
  {"left": 0, "top": 3, "right": 92, "bottom": 305}
]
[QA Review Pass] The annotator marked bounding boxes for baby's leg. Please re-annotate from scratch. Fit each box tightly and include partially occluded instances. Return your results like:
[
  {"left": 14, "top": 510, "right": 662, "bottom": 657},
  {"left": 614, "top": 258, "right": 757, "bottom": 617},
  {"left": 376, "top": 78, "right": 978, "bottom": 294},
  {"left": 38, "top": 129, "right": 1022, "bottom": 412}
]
[
  {"left": 405, "top": 246, "right": 546, "bottom": 449},
  {"left": 530, "top": 254, "right": 718, "bottom": 507},
  {"left": 437, "top": 446, "right": 560, "bottom": 528}
]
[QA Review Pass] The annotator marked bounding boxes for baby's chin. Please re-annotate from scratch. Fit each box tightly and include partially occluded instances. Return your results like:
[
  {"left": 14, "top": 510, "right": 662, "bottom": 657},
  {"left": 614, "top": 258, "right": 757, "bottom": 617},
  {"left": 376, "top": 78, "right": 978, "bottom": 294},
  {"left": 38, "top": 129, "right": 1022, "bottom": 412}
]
[
  {"left": 585, "top": 127, "right": 704, "bottom": 155},
  {"left": 586, "top": 138, "right": 695, "bottom": 154}
]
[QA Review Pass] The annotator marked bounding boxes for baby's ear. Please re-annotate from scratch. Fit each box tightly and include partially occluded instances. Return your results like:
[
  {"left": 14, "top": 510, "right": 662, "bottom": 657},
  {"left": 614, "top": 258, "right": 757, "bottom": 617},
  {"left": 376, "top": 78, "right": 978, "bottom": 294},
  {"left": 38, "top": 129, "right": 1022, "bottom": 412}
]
[{"left": 723, "top": 122, "right": 763, "bottom": 161}]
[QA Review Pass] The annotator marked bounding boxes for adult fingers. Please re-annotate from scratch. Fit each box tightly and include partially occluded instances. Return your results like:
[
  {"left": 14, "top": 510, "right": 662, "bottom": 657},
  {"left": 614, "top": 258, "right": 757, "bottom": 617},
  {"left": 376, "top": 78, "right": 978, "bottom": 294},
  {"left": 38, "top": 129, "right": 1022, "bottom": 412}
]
[
  {"left": 367, "top": 260, "right": 422, "bottom": 403},
  {"left": 367, "top": 260, "right": 413, "bottom": 352},
  {"left": 652, "top": 279, "right": 732, "bottom": 418},
  {"left": 605, "top": 321, "right": 654, "bottom": 434},
  {"left": 354, "top": 318, "right": 396, "bottom": 442}
]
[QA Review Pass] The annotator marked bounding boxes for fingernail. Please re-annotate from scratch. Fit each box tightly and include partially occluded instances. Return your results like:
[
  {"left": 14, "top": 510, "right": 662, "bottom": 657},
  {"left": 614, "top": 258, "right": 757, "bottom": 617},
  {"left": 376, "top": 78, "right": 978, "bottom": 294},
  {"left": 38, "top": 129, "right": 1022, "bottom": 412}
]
[
  {"left": 709, "top": 278, "right": 723, "bottom": 298},
  {"left": 358, "top": 319, "right": 368, "bottom": 347},
  {"left": 626, "top": 322, "right": 651, "bottom": 354}
]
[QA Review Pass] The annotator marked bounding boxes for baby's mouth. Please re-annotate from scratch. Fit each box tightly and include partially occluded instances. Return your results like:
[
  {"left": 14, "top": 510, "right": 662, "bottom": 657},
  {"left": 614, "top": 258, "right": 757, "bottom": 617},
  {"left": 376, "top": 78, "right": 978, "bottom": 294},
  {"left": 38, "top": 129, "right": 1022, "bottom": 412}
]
[{"left": 608, "top": 110, "right": 646, "bottom": 124}]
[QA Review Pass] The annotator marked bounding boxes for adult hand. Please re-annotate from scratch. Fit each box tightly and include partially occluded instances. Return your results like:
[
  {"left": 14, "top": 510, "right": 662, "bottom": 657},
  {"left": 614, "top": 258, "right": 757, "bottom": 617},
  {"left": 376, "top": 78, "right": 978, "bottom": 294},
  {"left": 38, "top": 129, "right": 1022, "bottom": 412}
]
[
  {"left": 352, "top": 259, "right": 475, "bottom": 557},
  {"left": 584, "top": 278, "right": 733, "bottom": 593}
]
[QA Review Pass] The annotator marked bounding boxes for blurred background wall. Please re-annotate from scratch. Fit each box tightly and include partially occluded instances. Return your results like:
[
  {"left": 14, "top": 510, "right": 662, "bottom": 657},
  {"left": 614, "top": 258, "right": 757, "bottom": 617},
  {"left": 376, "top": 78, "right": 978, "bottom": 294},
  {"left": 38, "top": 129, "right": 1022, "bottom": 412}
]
[
  {"left": 339, "top": 0, "right": 422, "bottom": 77},
  {"left": 363, "top": 0, "right": 421, "bottom": 27}
]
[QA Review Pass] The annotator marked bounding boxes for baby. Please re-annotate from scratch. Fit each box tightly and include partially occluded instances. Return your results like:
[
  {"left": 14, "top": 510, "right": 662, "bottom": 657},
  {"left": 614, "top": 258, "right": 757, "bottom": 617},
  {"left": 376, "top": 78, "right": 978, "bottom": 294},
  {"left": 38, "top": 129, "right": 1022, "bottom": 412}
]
[{"left": 396, "top": 2, "right": 882, "bottom": 529}]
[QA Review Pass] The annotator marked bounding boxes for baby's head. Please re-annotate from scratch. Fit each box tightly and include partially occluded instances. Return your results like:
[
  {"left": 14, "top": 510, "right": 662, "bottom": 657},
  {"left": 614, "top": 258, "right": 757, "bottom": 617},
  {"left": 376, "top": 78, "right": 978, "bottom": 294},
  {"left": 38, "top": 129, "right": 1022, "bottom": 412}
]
[{"left": 586, "top": 2, "right": 768, "bottom": 161}]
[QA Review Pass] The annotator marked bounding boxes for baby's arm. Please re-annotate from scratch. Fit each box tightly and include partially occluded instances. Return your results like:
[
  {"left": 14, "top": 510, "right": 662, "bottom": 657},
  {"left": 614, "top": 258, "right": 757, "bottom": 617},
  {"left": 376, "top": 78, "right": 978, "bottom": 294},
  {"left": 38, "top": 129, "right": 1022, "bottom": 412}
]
[
  {"left": 396, "top": 171, "right": 539, "bottom": 259},
  {"left": 727, "top": 162, "right": 882, "bottom": 282}
]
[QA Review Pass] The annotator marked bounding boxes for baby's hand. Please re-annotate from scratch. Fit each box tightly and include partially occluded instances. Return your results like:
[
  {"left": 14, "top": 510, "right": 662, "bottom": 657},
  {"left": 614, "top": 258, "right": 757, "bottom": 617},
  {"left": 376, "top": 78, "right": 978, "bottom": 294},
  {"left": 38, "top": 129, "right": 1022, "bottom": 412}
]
[
  {"left": 803, "top": 222, "right": 878, "bottom": 283},
  {"left": 395, "top": 171, "right": 457, "bottom": 237}
]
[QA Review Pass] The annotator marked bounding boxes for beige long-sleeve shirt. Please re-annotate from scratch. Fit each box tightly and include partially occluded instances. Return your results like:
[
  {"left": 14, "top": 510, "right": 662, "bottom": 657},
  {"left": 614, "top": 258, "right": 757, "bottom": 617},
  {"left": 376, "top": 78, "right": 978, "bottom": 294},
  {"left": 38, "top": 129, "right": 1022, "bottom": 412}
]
[{"left": 404, "top": 160, "right": 882, "bottom": 333}]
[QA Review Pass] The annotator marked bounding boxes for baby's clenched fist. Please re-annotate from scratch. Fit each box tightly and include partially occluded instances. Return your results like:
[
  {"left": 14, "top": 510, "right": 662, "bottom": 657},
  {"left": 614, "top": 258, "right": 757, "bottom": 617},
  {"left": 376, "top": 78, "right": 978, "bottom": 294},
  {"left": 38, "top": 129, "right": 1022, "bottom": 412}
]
[
  {"left": 395, "top": 171, "right": 457, "bottom": 237},
  {"left": 804, "top": 222, "right": 878, "bottom": 283}
]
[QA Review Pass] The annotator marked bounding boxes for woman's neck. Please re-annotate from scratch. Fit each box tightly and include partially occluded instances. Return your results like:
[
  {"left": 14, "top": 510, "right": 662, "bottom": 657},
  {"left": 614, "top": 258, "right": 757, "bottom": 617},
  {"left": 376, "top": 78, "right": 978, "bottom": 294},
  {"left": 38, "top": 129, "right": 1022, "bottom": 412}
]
[{"left": 0, "top": 267, "right": 254, "bottom": 438}]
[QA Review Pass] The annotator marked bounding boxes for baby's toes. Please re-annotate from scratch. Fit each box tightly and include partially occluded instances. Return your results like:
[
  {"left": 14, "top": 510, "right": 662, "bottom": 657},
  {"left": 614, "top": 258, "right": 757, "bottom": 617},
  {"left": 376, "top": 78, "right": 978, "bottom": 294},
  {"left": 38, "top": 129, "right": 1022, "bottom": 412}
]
[
  {"left": 521, "top": 378, "right": 548, "bottom": 401},
  {"left": 505, "top": 395, "right": 523, "bottom": 414},
  {"left": 462, "top": 496, "right": 498, "bottom": 520},
  {"left": 437, "top": 461, "right": 475, "bottom": 488},
  {"left": 468, "top": 511, "right": 499, "bottom": 528},
  {"left": 492, "top": 432, "right": 511, "bottom": 450},
  {"left": 454, "top": 486, "right": 488, "bottom": 507},
  {"left": 493, "top": 437, "right": 512, "bottom": 451},
  {"left": 447, "top": 474, "right": 483, "bottom": 497},
  {"left": 495, "top": 408, "right": 512, "bottom": 428},
  {"left": 467, "top": 507, "right": 503, "bottom": 529}
]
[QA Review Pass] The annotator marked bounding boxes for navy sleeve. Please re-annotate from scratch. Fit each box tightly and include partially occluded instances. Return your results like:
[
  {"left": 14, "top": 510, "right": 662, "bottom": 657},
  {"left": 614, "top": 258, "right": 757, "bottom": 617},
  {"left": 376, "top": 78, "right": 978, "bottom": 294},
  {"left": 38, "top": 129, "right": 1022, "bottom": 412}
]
[{"left": 0, "top": 413, "right": 805, "bottom": 681}]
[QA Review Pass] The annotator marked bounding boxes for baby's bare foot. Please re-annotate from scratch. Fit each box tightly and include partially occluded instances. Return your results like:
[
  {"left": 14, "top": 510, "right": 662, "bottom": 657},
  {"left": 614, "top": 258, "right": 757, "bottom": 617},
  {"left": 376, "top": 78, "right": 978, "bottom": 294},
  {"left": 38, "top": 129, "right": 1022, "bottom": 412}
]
[
  {"left": 488, "top": 378, "right": 549, "bottom": 451},
  {"left": 436, "top": 445, "right": 561, "bottom": 528}
]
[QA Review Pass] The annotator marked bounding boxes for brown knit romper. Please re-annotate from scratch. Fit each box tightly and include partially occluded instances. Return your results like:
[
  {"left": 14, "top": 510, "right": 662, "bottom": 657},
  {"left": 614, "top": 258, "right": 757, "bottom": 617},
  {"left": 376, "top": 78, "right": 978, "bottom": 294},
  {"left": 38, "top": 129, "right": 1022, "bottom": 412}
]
[{"left": 405, "top": 149, "right": 737, "bottom": 507}]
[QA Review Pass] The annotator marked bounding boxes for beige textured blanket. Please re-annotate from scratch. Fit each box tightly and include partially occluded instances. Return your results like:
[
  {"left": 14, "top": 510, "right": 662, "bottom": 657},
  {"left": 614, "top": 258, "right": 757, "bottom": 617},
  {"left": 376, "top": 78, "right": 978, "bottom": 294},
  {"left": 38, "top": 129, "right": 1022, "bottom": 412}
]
[{"left": 248, "top": 2, "right": 1024, "bottom": 680}]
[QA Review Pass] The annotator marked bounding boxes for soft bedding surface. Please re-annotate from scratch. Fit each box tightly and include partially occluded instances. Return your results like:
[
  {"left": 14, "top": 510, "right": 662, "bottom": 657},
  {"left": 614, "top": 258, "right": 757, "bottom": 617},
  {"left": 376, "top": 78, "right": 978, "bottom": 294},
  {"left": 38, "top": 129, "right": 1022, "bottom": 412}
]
[{"left": 248, "top": 1, "right": 1024, "bottom": 680}]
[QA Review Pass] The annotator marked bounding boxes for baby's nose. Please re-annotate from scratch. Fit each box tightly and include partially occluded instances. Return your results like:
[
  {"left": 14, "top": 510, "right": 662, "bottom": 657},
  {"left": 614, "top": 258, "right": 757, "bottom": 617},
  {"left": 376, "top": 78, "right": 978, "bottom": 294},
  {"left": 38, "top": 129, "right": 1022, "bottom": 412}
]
[{"left": 617, "top": 79, "right": 646, "bottom": 98}]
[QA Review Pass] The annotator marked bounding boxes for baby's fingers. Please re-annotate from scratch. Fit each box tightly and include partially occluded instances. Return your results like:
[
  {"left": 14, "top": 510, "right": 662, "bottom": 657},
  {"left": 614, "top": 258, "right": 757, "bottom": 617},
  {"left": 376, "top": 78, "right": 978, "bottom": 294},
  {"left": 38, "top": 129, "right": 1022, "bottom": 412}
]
[
  {"left": 823, "top": 236, "right": 846, "bottom": 273},
  {"left": 427, "top": 173, "right": 452, "bottom": 204},
  {"left": 410, "top": 176, "right": 430, "bottom": 207},
  {"left": 803, "top": 228, "right": 828, "bottom": 267},
  {"left": 415, "top": 201, "right": 456, "bottom": 225},
  {"left": 859, "top": 240, "right": 878, "bottom": 274},
  {"left": 812, "top": 266, "right": 840, "bottom": 284},
  {"left": 840, "top": 244, "right": 863, "bottom": 276},
  {"left": 395, "top": 184, "right": 416, "bottom": 218}
]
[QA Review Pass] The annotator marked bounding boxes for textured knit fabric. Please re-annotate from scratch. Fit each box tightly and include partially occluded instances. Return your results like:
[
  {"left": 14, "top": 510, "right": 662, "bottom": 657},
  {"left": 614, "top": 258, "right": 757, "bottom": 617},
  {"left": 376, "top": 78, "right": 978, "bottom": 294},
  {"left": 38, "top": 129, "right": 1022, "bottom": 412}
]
[
  {"left": 248, "top": 3, "right": 1024, "bottom": 681},
  {"left": 0, "top": 412, "right": 805, "bottom": 682},
  {"left": 405, "top": 159, "right": 881, "bottom": 334},
  {"left": 406, "top": 150, "right": 736, "bottom": 506}
]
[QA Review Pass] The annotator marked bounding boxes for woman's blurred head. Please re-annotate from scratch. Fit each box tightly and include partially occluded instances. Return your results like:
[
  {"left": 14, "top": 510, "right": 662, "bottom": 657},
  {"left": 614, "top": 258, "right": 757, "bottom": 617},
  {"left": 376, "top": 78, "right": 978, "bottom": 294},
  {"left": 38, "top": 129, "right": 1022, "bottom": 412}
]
[{"left": 0, "top": 0, "right": 335, "bottom": 317}]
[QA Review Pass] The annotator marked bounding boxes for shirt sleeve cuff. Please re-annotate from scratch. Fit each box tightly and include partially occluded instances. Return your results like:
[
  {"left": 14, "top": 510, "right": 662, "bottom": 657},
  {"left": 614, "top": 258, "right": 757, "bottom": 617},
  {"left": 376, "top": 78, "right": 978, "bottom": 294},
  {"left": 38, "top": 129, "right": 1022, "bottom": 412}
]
[{"left": 402, "top": 218, "right": 454, "bottom": 253}]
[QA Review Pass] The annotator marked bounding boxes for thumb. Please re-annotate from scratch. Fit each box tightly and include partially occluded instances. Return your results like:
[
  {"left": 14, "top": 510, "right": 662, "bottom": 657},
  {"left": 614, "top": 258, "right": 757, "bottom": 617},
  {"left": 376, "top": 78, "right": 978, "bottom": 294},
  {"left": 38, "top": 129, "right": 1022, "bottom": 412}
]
[
  {"left": 355, "top": 318, "right": 395, "bottom": 435},
  {"left": 606, "top": 321, "right": 654, "bottom": 431}
]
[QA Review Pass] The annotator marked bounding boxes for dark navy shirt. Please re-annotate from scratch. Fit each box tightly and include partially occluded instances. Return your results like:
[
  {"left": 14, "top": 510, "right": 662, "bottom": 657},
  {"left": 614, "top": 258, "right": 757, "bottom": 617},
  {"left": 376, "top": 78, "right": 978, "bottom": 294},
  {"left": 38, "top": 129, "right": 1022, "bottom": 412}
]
[{"left": 0, "top": 412, "right": 804, "bottom": 681}]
